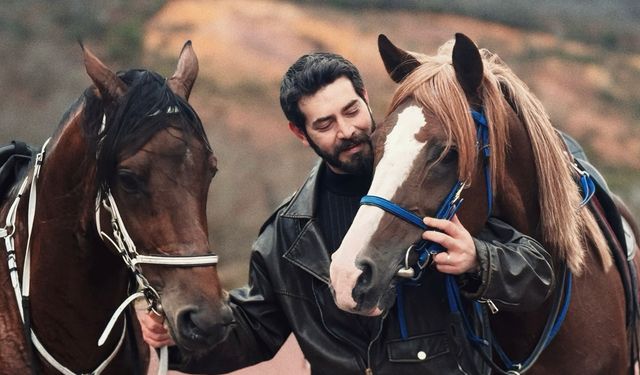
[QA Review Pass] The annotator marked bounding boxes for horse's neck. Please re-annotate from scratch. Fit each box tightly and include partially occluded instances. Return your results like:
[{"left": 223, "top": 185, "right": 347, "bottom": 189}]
[{"left": 19, "top": 124, "right": 130, "bottom": 370}]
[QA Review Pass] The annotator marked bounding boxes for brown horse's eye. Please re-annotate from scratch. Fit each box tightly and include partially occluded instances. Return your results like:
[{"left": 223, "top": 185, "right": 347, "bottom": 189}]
[{"left": 117, "top": 170, "right": 141, "bottom": 193}]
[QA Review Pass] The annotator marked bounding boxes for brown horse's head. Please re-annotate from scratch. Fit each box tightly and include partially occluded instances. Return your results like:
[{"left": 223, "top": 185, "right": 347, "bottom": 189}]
[
  {"left": 80, "top": 42, "right": 232, "bottom": 351},
  {"left": 329, "top": 34, "right": 609, "bottom": 316}
]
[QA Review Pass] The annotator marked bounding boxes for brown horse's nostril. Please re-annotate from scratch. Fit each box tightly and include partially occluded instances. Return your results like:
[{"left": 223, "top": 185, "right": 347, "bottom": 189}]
[
  {"left": 176, "top": 304, "right": 235, "bottom": 345},
  {"left": 177, "top": 306, "right": 204, "bottom": 342}
]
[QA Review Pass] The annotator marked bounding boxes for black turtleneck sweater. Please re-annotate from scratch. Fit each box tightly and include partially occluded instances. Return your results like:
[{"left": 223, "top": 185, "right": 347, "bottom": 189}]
[{"left": 316, "top": 166, "right": 372, "bottom": 254}]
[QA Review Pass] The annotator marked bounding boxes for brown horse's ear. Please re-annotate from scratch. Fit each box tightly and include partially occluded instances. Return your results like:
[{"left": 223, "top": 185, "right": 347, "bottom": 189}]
[
  {"left": 378, "top": 34, "right": 421, "bottom": 83},
  {"left": 168, "top": 41, "right": 199, "bottom": 101},
  {"left": 81, "top": 42, "right": 127, "bottom": 103},
  {"left": 452, "top": 33, "right": 483, "bottom": 100}
]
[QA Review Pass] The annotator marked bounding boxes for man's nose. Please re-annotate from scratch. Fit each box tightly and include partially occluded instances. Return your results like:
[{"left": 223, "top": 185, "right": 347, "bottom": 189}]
[{"left": 336, "top": 118, "right": 356, "bottom": 139}]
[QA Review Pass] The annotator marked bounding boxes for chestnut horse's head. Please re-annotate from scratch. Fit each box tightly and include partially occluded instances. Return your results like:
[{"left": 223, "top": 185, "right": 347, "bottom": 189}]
[
  {"left": 79, "top": 42, "right": 232, "bottom": 350},
  {"left": 329, "top": 34, "right": 608, "bottom": 316}
]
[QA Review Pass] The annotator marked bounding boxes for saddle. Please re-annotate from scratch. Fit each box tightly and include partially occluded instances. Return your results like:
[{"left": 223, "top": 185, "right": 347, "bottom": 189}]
[{"left": 0, "top": 141, "right": 34, "bottom": 201}]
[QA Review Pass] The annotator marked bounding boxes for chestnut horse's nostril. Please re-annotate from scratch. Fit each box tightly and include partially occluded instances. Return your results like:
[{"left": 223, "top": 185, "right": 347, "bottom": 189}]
[
  {"left": 353, "top": 259, "right": 376, "bottom": 306},
  {"left": 358, "top": 260, "right": 373, "bottom": 287}
]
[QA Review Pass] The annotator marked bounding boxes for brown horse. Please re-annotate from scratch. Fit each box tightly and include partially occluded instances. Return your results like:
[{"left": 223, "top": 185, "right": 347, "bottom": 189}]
[
  {"left": 330, "top": 33, "right": 640, "bottom": 374},
  {"left": 0, "top": 42, "right": 232, "bottom": 374}
]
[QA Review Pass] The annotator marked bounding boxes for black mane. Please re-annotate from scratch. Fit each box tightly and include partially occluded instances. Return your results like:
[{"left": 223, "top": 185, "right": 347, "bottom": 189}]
[{"left": 82, "top": 69, "right": 211, "bottom": 188}]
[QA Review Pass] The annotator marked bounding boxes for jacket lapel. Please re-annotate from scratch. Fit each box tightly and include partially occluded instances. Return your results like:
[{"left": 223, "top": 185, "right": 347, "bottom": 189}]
[{"left": 282, "top": 161, "right": 332, "bottom": 285}]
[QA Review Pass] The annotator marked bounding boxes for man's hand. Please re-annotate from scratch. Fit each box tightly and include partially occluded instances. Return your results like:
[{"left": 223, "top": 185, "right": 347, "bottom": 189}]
[
  {"left": 136, "top": 308, "right": 175, "bottom": 348},
  {"left": 422, "top": 215, "right": 479, "bottom": 275}
]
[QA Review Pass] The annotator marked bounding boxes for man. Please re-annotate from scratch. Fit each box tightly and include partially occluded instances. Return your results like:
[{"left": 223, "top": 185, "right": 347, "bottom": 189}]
[{"left": 138, "top": 52, "right": 553, "bottom": 374}]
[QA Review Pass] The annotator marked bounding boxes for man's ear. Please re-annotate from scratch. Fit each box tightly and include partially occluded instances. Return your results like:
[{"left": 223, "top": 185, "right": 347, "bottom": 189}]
[{"left": 288, "top": 122, "right": 310, "bottom": 147}]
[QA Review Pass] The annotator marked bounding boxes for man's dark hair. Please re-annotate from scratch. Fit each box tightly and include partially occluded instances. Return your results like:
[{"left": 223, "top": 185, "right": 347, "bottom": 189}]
[{"left": 280, "top": 52, "right": 366, "bottom": 131}]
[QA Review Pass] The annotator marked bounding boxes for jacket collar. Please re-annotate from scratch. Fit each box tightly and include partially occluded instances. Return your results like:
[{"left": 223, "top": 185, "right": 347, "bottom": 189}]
[
  {"left": 282, "top": 160, "right": 332, "bottom": 284},
  {"left": 280, "top": 160, "right": 323, "bottom": 219}
]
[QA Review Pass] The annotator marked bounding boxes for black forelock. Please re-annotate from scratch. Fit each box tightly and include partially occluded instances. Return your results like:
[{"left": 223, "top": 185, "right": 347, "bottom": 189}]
[{"left": 82, "top": 69, "right": 211, "bottom": 188}]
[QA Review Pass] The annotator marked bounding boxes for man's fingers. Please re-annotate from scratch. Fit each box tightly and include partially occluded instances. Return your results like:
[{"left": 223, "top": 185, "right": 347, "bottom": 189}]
[
  {"left": 141, "top": 323, "right": 169, "bottom": 340},
  {"left": 423, "top": 216, "right": 459, "bottom": 235},
  {"left": 138, "top": 311, "right": 175, "bottom": 348},
  {"left": 140, "top": 313, "right": 168, "bottom": 333},
  {"left": 148, "top": 322, "right": 169, "bottom": 334},
  {"left": 433, "top": 251, "right": 451, "bottom": 264},
  {"left": 141, "top": 324, "right": 175, "bottom": 347},
  {"left": 148, "top": 311, "right": 165, "bottom": 323},
  {"left": 422, "top": 230, "right": 453, "bottom": 248},
  {"left": 146, "top": 337, "right": 174, "bottom": 349}
]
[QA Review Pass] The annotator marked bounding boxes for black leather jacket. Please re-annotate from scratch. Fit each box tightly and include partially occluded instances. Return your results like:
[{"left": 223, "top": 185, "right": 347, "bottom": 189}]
[{"left": 170, "top": 162, "right": 554, "bottom": 375}]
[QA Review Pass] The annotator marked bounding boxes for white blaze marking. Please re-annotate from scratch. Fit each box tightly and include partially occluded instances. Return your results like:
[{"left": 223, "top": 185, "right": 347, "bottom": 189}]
[{"left": 330, "top": 105, "right": 428, "bottom": 311}]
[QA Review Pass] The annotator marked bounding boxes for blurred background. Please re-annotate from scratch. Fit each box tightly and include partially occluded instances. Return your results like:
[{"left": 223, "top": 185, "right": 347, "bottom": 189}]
[{"left": 1, "top": 0, "right": 639, "bottom": 372}]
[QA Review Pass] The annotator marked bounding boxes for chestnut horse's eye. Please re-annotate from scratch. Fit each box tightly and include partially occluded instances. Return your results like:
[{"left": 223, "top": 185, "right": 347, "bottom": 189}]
[
  {"left": 428, "top": 145, "right": 458, "bottom": 165},
  {"left": 441, "top": 148, "right": 458, "bottom": 164},
  {"left": 117, "top": 170, "right": 142, "bottom": 193}
]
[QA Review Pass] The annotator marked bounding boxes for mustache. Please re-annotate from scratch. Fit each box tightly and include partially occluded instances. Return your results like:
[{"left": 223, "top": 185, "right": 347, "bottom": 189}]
[{"left": 335, "top": 132, "right": 371, "bottom": 154}]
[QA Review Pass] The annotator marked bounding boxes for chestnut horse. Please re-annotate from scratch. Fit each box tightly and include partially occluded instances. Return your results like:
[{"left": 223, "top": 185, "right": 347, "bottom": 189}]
[
  {"left": 0, "top": 42, "right": 232, "bottom": 374},
  {"left": 330, "top": 33, "right": 640, "bottom": 374}
]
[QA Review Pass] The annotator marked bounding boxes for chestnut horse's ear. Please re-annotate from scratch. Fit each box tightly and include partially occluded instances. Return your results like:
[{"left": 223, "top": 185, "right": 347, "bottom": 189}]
[
  {"left": 378, "top": 34, "right": 421, "bottom": 83},
  {"left": 81, "top": 42, "right": 127, "bottom": 103},
  {"left": 452, "top": 33, "right": 483, "bottom": 100},
  {"left": 168, "top": 41, "right": 199, "bottom": 101}
]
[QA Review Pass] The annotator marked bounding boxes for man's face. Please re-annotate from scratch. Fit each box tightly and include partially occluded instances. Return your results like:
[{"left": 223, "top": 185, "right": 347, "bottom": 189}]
[{"left": 296, "top": 77, "right": 374, "bottom": 176}]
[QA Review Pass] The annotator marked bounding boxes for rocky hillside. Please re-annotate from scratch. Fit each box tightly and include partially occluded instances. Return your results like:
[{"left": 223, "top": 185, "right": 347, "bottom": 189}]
[{"left": 1, "top": 0, "right": 638, "bottom": 287}]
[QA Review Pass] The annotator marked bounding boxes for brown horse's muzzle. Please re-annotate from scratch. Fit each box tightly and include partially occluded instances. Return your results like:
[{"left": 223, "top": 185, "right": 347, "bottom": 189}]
[{"left": 174, "top": 301, "right": 235, "bottom": 349}]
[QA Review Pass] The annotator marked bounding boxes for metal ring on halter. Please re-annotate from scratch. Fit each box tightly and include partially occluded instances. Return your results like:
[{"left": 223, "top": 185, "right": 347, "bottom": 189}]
[
  {"left": 143, "top": 285, "right": 163, "bottom": 315},
  {"left": 397, "top": 244, "right": 417, "bottom": 278}
]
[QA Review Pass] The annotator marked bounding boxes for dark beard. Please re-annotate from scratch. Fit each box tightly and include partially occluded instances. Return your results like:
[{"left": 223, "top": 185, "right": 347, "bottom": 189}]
[{"left": 308, "top": 132, "right": 373, "bottom": 176}]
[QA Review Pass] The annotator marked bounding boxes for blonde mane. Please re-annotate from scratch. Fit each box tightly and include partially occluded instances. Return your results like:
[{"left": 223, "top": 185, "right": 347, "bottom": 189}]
[{"left": 387, "top": 40, "right": 610, "bottom": 274}]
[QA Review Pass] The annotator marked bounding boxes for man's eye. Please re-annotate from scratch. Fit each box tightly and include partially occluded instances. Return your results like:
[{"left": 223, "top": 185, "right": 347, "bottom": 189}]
[
  {"left": 316, "top": 121, "right": 332, "bottom": 131},
  {"left": 345, "top": 108, "right": 359, "bottom": 116}
]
